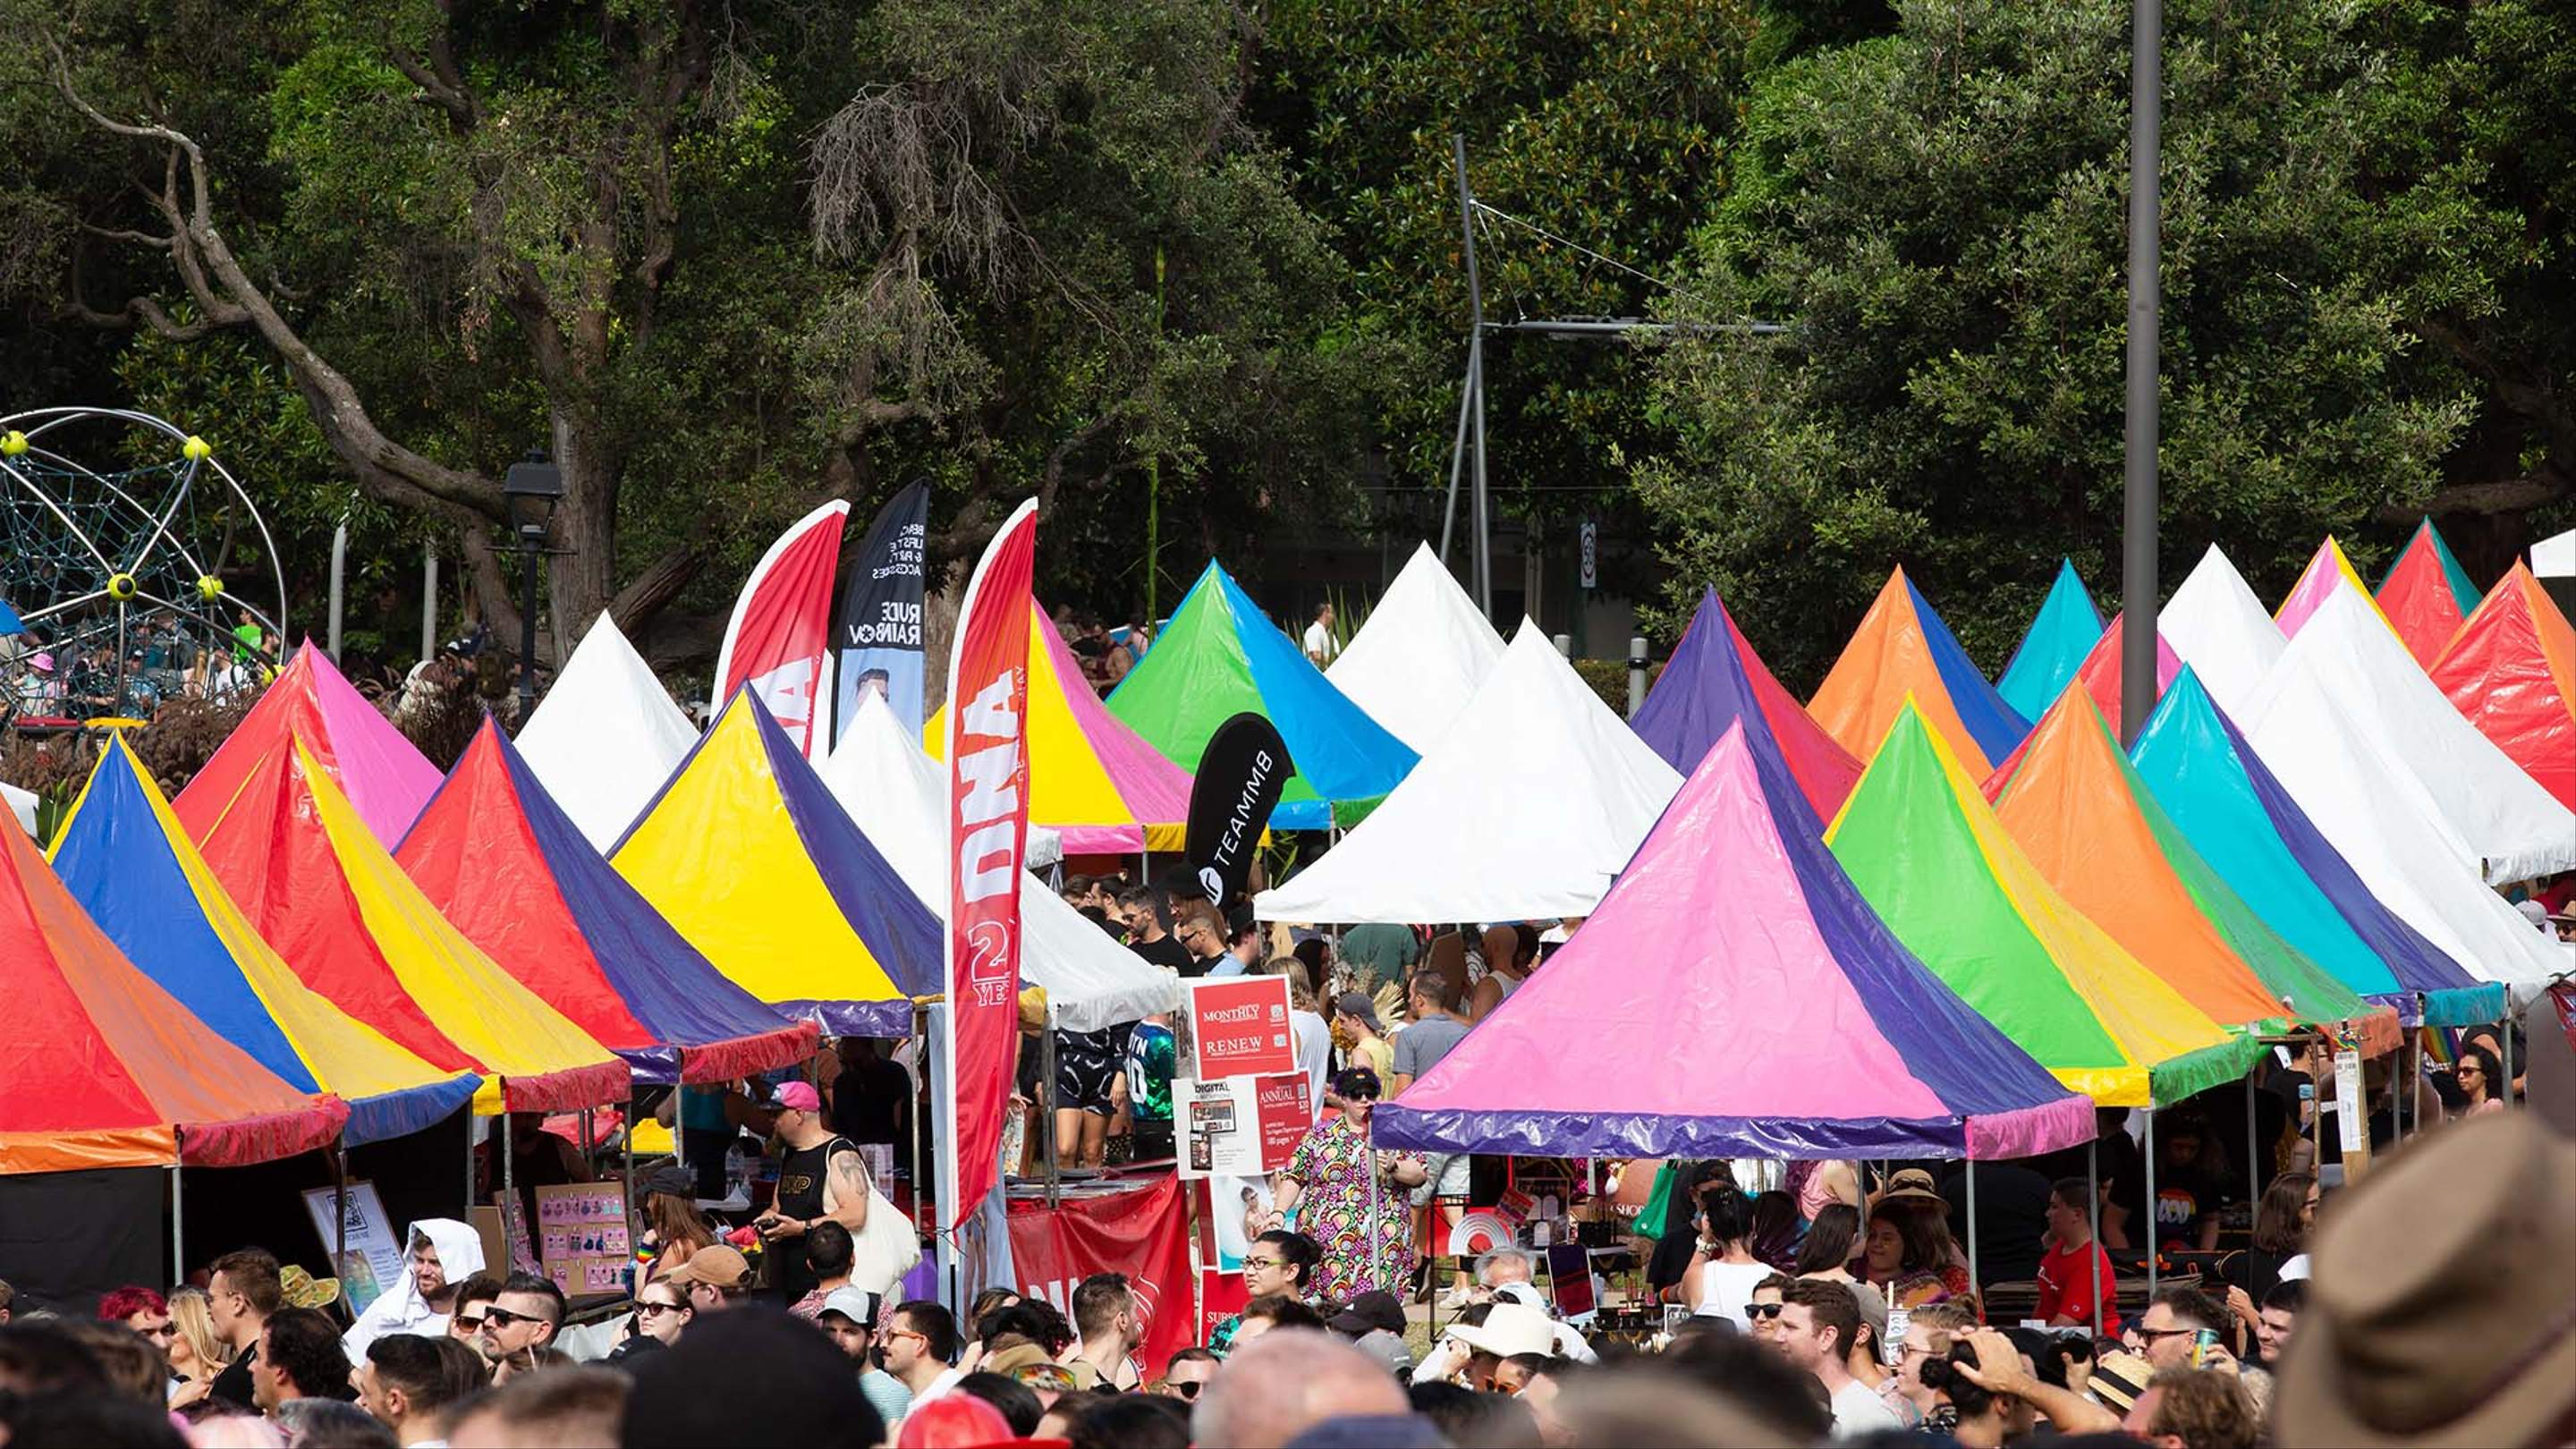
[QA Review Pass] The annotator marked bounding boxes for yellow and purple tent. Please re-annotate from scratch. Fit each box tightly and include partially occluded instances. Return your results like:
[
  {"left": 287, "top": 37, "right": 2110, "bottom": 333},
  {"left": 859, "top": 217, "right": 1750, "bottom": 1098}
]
[
  {"left": 2431, "top": 564, "right": 2576, "bottom": 811},
  {"left": 1825, "top": 701, "right": 2260, "bottom": 1106},
  {"left": 0, "top": 801, "right": 348, "bottom": 1174},
  {"left": 398, "top": 719, "right": 820, "bottom": 1085},
  {"left": 614, "top": 689, "right": 939, "bottom": 1036},
  {"left": 51, "top": 737, "right": 481, "bottom": 1145},
  {"left": 1988, "top": 685, "right": 2397, "bottom": 1054},
  {"left": 192, "top": 729, "right": 630, "bottom": 1114},
  {"left": 174, "top": 644, "right": 445, "bottom": 848},
  {"left": 1810, "top": 568, "right": 2031, "bottom": 779},
  {"left": 927, "top": 602, "right": 1192, "bottom": 853},
  {"left": 2375, "top": 519, "right": 2481, "bottom": 667}
]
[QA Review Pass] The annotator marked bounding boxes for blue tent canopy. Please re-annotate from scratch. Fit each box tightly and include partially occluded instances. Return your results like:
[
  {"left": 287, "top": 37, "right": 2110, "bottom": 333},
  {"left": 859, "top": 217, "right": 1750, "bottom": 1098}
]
[{"left": 1996, "top": 561, "right": 2105, "bottom": 721}]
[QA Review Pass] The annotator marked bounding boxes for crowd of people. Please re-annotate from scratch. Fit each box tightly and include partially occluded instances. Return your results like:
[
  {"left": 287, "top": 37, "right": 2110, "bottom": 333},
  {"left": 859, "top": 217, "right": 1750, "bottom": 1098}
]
[
  {"left": 0, "top": 882, "right": 2561, "bottom": 1448},
  {"left": 0, "top": 1104, "right": 2559, "bottom": 1448}
]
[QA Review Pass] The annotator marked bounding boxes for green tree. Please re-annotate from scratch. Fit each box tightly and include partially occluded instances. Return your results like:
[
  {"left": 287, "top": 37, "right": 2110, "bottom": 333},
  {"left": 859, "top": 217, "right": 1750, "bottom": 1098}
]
[
  {"left": 4, "top": 0, "right": 1381, "bottom": 667},
  {"left": 1637, "top": 0, "right": 2561, "bottom": 687}
]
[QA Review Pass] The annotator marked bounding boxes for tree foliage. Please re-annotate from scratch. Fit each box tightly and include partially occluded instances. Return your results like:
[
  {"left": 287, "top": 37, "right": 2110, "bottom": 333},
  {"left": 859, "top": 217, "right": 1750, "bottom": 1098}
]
[{"left": 1637, "top": 0, "right": 2570, "bottom": 687}]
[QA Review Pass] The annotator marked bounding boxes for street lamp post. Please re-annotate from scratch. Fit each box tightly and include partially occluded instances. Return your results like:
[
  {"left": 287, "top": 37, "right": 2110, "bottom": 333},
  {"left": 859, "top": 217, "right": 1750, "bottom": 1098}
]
[{"left": 503, "top": 449, "right": 563, "bottom": 725}]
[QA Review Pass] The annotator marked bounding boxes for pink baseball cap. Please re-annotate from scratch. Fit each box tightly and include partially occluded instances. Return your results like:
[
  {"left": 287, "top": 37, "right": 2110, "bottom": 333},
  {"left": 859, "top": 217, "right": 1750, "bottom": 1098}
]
[
  {"left": 30, "top": 652, "right": 52, "bottom": 672},
  {"left": 770, "top": 1080, "right": 823, "bottom": 1114}
]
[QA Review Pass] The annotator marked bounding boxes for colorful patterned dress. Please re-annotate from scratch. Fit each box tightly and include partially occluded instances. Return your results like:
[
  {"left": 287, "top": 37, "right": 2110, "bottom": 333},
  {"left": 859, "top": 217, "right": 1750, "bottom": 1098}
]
[{"left": 1283, "top": 1115, "right": 1421, "bottom": 1301}]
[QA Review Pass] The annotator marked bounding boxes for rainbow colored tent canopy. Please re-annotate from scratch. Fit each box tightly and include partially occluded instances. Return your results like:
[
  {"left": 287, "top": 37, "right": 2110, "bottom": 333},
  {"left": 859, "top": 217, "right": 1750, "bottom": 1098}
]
[
  {"left": 928, "top": 602, "right": 1192, "bottom": 854},
  {"left": 1106, "top": 561, "right": 1418, "bottom": 828},
  {"left": 1377, "top": 724, "right": 2095, "bottom": 1161},
  {"left": 2128, "top": 669, "right": 2499, "bottom": 1027},
  {"left": 0, "top": 802, "right": 347, "bottom": 1174},
  {"left": 2432, "top": 564, "right": 2576, "bottom": 811},
  {"left": 193, "top": 729, "right": 630, "bottom": 1113},
  {"left": 1810, "top": 568, "right": 2030, "bottom": 779},
  {"left": 1995, "top": 561, "right": 2105, "bottom": 722},
  {"left": 1631, "top": 587, "right": 1860, "bottom": 827},
  {"left": 398, "top": 720, "right": 819, "bottom": 1085},
  {"left": 175, "top": 644, "right": 444, "bottom": 848},
  {"left": 2157, "top": 546, "right": 2284, "bottom": 720},
  {"left": 615, "top": 689, "right": 938, "bottom": 1036},
  {"left": 2275, "top": 536, "right": 2395, "bottom": 640},
  {"left": 1990, "top": 686, "right": 2394, "bottom": 1052},
  {"left": 2376, "top": 519, "right": 2480, "bottom": 667},
  {"left": 52, "top": 739, "right": 480, "bottom": 1145},
  {"left": 1825, "top": 702, "right": 2259, "bottom": 1107}
]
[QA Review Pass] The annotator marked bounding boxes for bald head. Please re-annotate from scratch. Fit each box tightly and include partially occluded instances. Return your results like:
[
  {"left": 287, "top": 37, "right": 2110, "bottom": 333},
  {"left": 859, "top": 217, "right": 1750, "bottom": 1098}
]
[{"left": 1193, "top": 1330, "right": 1408, "bottom": 1449}]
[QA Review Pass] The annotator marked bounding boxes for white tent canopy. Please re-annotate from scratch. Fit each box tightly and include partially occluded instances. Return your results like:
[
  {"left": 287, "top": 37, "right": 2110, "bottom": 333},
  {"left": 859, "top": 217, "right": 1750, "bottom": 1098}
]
[
  {"left": 1326, "top": 542, "right": 1508, "bottom": 754},
  {"left": 2157, "top": 546, "right": 2285, "bottom": 721},
  {"left": 1258, "top": 621, "right": 1683, "bottom": 925},
  {"left": 3, "top": 780, "right": 34, "bottom": 837},
  {"left": 820, "top": 692, "right": 1170, "bottom": 1033},
  {"left": 2532, "top": 529, "right": 2575, "bottom": 578},
  {"left": 2241, "top": 646, "right": 2564, "bottom": 1004},
  {"left": 2247, "top": 586, "right": 2576, "bottom": 885},
  {"left": 518, "top": 612, "right": 702, "bottom": 852}
]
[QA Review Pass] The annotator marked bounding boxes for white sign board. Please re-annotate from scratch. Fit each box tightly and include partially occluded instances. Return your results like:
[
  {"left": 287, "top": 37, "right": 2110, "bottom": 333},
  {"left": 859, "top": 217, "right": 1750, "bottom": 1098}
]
[{"left": 302, "top": 1182, "right": 404, "bottom": 1318}]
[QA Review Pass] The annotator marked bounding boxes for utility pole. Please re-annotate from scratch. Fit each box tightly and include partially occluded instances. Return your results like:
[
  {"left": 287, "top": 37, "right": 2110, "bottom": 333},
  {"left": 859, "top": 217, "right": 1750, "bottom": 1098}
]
[
  {"left": 2121, "top": 0, "right": 2162, "bottom": 744},
  {"left": 1450, "top": 135, "right": 1493, "bottom": 621}
]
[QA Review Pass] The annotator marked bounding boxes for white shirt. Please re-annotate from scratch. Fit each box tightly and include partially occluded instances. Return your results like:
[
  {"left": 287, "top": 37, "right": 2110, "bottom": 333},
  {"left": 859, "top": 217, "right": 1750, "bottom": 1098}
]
[
  {"left": 1291, "top": 1010, "right": 1333, "bottom": 1110},
  {"left": 1830, "top": 1377, "right": 1905, "bottom": 1437},
  {"left": 1301, "top": 620, "right": 1338, "bottom": 662},
  {"left": 1691, "top": 1259, "right": 1775, "bottom": 1330}
]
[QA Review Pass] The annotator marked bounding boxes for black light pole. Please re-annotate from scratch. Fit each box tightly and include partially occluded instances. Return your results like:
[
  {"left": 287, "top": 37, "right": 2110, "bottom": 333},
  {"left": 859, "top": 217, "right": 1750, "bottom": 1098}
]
[
  {"left": 503, "top": 449, "right": 562, "bottom": 725},
  {"left": 2120, "top": 0, "right": 2163, "bottom": 744}
]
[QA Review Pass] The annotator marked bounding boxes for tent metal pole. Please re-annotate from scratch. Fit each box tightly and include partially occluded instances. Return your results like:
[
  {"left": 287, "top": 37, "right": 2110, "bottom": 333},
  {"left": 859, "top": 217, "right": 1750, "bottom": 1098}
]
[
  {"left": 2086, "top": 1139, "right": 2104, "bottom": 1336},
  {"left": 1043, "top": 1004, "right": 1062, "bottom": 1209},
  {"left": 2247, "top": 1072, "right": 2261, "bottom": 1208},
  {"left": 1965, "top": 1160, "right": 1981, "bottom": 1300},
  {"left": 623, "top": 1088, "right": 640, "bottom": 1265},
  {"left": 170, "top": 1163, "right": 185, "bottom": 1285},
  {"left": 502, "top": 1109, "right": 519, "bottom": 1258},
  {"left": 334, "top": 1140, "right": 351, "bottom": 1303},
  {"left": 913, "top": 1005, "right": 932, "bottom": 1239},
  {"left": 2502, "top": 1015, "right": 2516, "bottom": 1109},
  {"left": 2143, "top": 1108, "right": 2158, "bottom": 1295}
]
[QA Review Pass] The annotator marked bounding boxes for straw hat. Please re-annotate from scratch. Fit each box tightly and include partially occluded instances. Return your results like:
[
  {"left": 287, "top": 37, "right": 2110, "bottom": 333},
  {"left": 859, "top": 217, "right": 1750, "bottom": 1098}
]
[{"left": 2275, "top": 1114, "right": 2576, "bottom": 1447}]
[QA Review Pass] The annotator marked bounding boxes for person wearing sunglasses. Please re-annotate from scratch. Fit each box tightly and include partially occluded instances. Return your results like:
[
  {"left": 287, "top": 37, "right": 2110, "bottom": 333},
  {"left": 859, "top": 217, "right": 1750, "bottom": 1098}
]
[
  {"left": 1150, "top": 1346, "right": 1217, "bottom": 1402},
  {"left": 1743, "top": 1273, "right": 1793, "bottom": 1344},
  {"left": 476, "top": 1273, "right": 565, "bottom": 1383},
  {"left": 445, "top": 1275, "right": 503, "bottom": 1360},
  {"left": 631, "top": 1282, "right": 693, "bottom": 1349}
]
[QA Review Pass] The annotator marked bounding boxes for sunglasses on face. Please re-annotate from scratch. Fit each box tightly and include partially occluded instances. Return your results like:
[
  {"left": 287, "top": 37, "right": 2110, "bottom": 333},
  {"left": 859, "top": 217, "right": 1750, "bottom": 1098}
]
[
  {"left": 637, "top": 1302, "right": 688, "bottom": 1319},
  {"left": 451, "top": 1315, "right": 487, "bottom": 1332},
  {"left": 482, "top": 1306, "right": 555, "bottom": 1330},
  {"left": 1747, "top": 1302, "right": 1784, "bottom": 1320},
  {"left": 2132, "top": 1326, "right": 2197, "bottom": 1343}
]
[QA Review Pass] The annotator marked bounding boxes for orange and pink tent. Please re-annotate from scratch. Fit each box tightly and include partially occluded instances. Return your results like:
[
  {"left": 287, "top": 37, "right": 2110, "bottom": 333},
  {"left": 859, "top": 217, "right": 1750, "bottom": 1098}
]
[{"left": 2431, "top": 564, "right": 2576, "bottom": 810}]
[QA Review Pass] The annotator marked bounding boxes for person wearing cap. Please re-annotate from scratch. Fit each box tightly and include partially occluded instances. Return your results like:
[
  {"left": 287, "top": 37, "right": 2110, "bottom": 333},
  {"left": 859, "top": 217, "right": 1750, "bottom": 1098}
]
[
  {"left": 814, "top": 1286, "right": 912, "bottom": 1424},
  {"left": 633, "top": 1165, "right": 716, "bottom": 1288},
  {"left": 660, "top": 1244, "right": 752, "bottom": 1315},
  {"left": 754, "top": 1080, "right": 873, "bottom": 1308},
  {"left": 1486, "top": 1281, "right": 1601, "bottom": 1364},
  {"left": 1332, "top": 993, "right": 1394, "bottom": 1082},
  {"left": 1328, "top": 1290, "right": 1415, "bottom": 1377}
]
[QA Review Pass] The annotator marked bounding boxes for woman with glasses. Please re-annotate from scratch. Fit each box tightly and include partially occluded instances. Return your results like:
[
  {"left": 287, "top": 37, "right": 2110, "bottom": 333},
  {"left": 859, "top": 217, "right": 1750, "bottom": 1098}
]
[
  {"left": 1266, "top": 1068, "right": 1427, "bottom": 1302},
  {"left": 163, "top": 1287, "right": 233, "bottom": 1407},
  {"left": 631, "top": 1282, "right": 693, "bottom": 1349}
]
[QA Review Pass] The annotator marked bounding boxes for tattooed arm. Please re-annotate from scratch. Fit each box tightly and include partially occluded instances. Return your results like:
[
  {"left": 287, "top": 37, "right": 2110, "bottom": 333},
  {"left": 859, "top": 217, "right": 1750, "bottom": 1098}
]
[{"left": 818, "top": 1145, "right": 871, "bottom": 1233}]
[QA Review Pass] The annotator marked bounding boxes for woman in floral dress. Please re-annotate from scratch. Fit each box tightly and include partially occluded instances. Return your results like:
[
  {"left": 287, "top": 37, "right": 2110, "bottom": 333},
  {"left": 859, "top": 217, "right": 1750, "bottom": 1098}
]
[{"left": 1267, "top": 1067, "right": 1427, "bottom": 1301}]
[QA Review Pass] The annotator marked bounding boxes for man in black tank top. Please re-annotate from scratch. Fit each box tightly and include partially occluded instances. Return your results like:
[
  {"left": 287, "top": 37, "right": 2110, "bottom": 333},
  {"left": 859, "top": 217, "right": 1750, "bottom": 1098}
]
[{"left": 755, "top": 1081, "right": 873, "bottom": 1306}]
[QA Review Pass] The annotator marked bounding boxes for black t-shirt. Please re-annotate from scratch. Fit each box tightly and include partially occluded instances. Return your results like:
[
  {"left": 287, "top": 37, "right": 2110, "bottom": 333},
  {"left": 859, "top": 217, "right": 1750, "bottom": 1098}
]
[
  {"left": 2142, "top": 1165, "right": 2228, "bottom": 1250},
  {"left": 1941, "top": 1161, "right": 2054, "bottom": 1285},
  {"left": 830, "top": 1057, "right": 912, "bottom": 1145},
  {"left": 208, "top": 1343, "right": 257, "bottom": 1409},
  {"left": 1647, "top": 1227, "right": 1699, "bottom": 1299},
  {"left": 1129, "top": 936, "right": 1192, "bottom": 975}
]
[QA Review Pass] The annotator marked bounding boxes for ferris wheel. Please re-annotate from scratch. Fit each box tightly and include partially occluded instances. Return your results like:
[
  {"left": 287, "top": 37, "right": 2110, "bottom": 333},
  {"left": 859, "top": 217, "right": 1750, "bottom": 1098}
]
[{"left": 0, "top": 406, "right": 290, "bottom": 724}]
